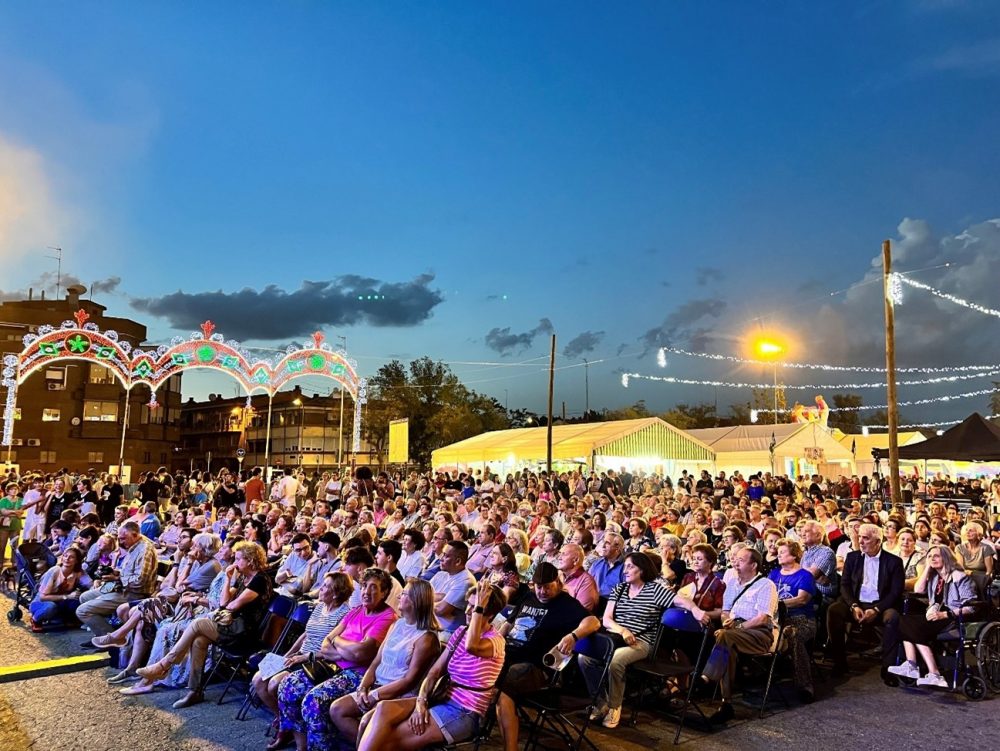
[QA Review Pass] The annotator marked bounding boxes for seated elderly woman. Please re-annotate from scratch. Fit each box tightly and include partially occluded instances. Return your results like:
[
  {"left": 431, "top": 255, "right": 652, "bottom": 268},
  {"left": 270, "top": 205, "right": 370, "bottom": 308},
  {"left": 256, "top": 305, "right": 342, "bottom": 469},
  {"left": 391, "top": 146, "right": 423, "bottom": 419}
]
[
  {"left": 584, "top": 552, "right": 709, "bottom": 729},
  {"left": 276, "top": 567, "right": 398, "bottom": 751},
  {"left": 888, "top": 545, "right": 978, "bottom": 688},
  {"left": 131, "top": 540, "right": 272, "bottom": 707},
  {"left": 29, "top": 547, "right": 86, "bottom": 628},
  {"left": 256, "top": 572, "right": 355, "bottom": 748},
  {"left": 98, "top": 533, "right": 222, "bottom": 674},
  {"left": 355, "top": 579, "right": 507, "bottom": 751},
  {"left": 956, "top": 523, "right": 994, "bottom": 582},
  {"left": 328, "top": 579, "right": 442, "bottom": 747},
  {"left": 767, "top": 538, "right": 818, "bottom": 703}
]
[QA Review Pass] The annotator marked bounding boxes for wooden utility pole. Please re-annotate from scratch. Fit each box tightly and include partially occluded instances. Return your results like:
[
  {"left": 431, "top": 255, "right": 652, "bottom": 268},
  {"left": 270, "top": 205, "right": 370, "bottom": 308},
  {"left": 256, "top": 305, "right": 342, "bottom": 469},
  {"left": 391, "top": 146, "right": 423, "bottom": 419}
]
[
  {"left": 547, "top": 334, "right": 556, "bottom": 473},
  {"left": 882, "top": 240, "right": 901, "bottom": 505}
]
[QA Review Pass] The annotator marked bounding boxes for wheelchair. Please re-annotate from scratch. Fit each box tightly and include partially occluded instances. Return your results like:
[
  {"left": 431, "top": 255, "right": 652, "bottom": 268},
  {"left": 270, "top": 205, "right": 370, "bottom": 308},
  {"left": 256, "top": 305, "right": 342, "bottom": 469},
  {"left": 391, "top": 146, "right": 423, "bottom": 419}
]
[{"left": 899, "top": 574, "right": 1000, "bottom": 701}]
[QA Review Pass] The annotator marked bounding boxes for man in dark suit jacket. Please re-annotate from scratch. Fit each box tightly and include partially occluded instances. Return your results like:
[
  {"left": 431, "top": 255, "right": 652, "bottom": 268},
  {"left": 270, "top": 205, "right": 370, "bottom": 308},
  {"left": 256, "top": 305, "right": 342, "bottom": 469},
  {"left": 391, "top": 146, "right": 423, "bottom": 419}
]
[{"left": 827, "top": 523, "right": 904, "bottom": 683}]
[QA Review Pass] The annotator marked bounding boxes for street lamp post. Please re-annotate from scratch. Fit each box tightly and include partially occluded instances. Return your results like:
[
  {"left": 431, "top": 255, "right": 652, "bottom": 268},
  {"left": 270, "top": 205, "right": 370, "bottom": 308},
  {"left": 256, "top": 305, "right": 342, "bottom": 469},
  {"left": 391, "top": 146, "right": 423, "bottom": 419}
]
[
  {"left": 293, "top": 397, "right": 304, "bottom": 469},
  {"left": 336, "top": 335, "right": 346, "bottom": 468},
  {"left": 753, "top": 337, "right": 785, "bottom": 426}
]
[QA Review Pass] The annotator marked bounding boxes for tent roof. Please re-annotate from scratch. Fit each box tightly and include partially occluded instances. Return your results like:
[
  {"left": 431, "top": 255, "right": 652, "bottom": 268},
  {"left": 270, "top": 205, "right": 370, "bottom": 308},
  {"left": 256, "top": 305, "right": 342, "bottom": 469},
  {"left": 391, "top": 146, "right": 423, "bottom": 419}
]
[
  {"left": 835, "top": 431, "right": 926, "bottom": 456},
  {"left": 872, "top": 413, "right": 1000, "bottom": 462},
  {"left": 432, "top": 417, "right": 714, "bottom": 467},
  {"left": 687, "top": 422, "right": 854, "bottom": 460},
  {"left": 687, "top": 423, "right": 806, "bottom": 453}
]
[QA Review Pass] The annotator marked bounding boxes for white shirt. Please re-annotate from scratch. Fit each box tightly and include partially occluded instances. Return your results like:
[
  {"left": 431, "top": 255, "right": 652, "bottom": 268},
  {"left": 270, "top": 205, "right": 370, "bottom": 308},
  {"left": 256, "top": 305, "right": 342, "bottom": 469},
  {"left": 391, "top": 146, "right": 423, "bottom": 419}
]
[
  {"left": 277, "top": 476, "right": 300, "bottom": 506},
  {"left": 398, "top": 550, "right": 426, "bottom": 580},
  {"left": 859, "top": 552, "right": 881, "bottom": 603}
]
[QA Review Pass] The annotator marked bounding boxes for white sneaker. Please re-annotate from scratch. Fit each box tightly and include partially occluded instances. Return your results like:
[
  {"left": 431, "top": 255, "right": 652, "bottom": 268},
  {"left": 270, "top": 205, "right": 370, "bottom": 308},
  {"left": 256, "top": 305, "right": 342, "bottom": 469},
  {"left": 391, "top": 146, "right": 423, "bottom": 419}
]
[
  {"left": 916, "top": 673, "right": 948, "bottom": 688},
  {"left": 602, "top": 706, "right": 621, "bottom": 728},
  {"left": 887, "top": 662, "right": 920, "bottom": 680},
  {"left": 588, "top": 704, "right": 608, "bottom": 721}
]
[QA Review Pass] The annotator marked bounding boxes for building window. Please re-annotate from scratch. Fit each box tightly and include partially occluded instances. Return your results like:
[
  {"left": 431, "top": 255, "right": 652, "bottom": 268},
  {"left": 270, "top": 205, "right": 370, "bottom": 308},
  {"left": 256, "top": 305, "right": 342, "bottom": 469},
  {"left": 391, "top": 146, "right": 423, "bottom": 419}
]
[
  {"left": 39, "top": 451, "right": 56, "bottom": 464},
  {"left": 89, "top": 364, "right": 117, "bottom": 385},
  {"left": 42, "top": 408, "right": 61, "bottom": 422},
  {"left": 87, "top": 451, "right": 104, "bottom": 464},
  {"left": 160, "top": 452, "right": 168, "bottom": 464},
  {"left": 45, "top": 368, "right": 67, "bottom": 389},
  {"left": 141, "top": 451, "right": 151, "bottom": 464},
  {"left": 84, "top": 400, "right": 119, "bottom": 422}
]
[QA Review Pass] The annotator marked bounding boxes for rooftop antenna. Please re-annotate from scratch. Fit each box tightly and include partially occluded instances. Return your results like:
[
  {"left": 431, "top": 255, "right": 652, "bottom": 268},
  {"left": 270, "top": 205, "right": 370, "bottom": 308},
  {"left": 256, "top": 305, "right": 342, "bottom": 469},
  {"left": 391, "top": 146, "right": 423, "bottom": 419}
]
[{"left": 45, "top": 246, "right": 63, "bottom": 298}]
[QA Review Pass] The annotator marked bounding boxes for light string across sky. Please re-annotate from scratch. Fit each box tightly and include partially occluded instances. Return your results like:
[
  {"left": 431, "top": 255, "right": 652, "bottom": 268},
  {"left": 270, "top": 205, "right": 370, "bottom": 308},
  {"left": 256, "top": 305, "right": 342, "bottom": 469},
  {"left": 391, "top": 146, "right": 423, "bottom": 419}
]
[{"left": 624, "top": 270, "right": 1000, "bottom": 429}]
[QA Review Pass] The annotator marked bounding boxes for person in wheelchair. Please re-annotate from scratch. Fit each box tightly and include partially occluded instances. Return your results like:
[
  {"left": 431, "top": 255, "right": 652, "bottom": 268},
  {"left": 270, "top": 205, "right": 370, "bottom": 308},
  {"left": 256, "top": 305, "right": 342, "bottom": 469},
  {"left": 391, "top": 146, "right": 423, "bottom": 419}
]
[{"left": 887, "top": 545, "right": 978, "bottom": 688}]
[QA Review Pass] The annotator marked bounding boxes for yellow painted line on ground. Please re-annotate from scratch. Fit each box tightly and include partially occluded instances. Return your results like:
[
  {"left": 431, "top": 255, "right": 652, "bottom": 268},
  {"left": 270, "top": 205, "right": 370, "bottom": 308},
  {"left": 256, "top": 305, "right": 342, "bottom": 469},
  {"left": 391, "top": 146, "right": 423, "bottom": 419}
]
[{"left": 0, "top": 652, "right": 110, "bottom": 683}]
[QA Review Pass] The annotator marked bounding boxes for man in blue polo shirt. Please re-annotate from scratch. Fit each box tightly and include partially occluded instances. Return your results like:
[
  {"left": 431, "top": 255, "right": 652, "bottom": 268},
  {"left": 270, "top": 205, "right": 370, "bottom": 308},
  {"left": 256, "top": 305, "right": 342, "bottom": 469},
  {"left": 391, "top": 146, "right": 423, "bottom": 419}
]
[{"left": 588, "top": 532, "right": 625, "bottom": 602}]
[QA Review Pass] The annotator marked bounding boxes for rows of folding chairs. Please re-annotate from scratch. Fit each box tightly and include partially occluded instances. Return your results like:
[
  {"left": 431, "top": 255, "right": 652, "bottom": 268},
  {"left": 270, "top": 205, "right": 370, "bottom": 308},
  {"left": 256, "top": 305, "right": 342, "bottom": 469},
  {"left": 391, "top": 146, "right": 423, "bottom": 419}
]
[{"left": 626, "top": 601, "right": 791, "bottom": 744}]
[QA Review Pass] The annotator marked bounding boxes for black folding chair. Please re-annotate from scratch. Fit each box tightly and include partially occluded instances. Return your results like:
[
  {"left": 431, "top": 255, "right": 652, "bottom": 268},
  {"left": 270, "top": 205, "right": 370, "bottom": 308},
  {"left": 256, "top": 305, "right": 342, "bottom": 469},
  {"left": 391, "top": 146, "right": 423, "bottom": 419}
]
[
  {"left": 520, "top": 633, "right": 615, "bottom": 751},
  {"left": 428, "top": 661, "right": 511, "bottom": 751},
  {"left": 743, "top": 600, "right": 790, "bottom": 718},
  {"left": 235, "top": 599, "right": 314, "bottom": 720},
  {"left": 204, "top": 593, "right": 295, "bottom": 705},
  {"left": 626, "top": 607, "right": 714, "bottom": 742}
]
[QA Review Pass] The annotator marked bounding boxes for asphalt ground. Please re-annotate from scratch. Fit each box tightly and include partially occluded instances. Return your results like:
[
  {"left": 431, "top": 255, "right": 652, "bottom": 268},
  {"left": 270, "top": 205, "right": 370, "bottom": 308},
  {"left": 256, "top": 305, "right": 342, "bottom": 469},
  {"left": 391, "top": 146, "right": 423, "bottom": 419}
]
[{"left": 0, "top": 599, "right": 996, "bottom": 751}]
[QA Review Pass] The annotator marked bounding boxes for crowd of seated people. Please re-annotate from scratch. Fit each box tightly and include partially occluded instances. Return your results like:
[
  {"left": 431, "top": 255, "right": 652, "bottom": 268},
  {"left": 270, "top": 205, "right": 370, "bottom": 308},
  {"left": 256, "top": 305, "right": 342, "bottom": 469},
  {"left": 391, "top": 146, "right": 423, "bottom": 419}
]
[{"left": 0, "top": 462, "right": 997, "bottom": 748}]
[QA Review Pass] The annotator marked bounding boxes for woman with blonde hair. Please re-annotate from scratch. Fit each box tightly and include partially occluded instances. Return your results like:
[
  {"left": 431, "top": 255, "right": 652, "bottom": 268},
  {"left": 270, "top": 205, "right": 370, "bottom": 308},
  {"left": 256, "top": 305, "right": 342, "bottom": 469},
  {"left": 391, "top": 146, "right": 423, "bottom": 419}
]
[
  {"left": 133, "top": 540, "right": 272, "bottom": 707},
  {"left": 328, "top": 578, "right": 442, "bottom": 747},
  {"left": 502, "top": 528, "right": 531, "bottom": 578}
]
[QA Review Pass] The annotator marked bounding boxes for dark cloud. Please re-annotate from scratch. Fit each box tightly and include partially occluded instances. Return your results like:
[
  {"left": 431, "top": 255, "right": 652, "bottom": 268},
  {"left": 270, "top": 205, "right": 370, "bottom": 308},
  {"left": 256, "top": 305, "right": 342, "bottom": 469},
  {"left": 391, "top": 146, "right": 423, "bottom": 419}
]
[
  {"left": 563, "top": 330, "right": 606, "bottom": 359},
  {"left": 130, "top": 273, "right": 444, "bottom": 339},
  {"left": 805, "top": 217, "right": 1000, "bottom": 371},
  {"left": 91, "top": 276, "right": 122, "bottom": 294},
  {"left": 484, "top": 318, "right": 554, "bottom": 356},
  {"left": 639, "top": 297, "right": 727, "bottom": 353},
  {"left": 695, "top": 266, "right": 724, "bottom": 286},
  {"left": 0, "top": 271, "right": 121, "bottom": 302},
  {"left": 616, "top": 343, "right": 628, "bottom": 356}
]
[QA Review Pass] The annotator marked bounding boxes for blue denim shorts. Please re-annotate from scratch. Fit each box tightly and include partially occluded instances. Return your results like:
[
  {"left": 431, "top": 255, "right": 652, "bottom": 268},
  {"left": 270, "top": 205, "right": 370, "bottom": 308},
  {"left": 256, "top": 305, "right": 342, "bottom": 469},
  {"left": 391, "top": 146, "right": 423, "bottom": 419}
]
[{"left": 429, "top": 699, "right": 480, "bottom": 744}]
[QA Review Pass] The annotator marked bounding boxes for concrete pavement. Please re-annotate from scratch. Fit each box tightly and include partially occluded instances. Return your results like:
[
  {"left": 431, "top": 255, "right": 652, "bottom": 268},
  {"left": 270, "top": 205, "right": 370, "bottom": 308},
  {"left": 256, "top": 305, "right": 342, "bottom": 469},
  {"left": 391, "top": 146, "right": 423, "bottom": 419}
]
[{"left": 0, "top": 606, "right": 995, "bottom": 751}]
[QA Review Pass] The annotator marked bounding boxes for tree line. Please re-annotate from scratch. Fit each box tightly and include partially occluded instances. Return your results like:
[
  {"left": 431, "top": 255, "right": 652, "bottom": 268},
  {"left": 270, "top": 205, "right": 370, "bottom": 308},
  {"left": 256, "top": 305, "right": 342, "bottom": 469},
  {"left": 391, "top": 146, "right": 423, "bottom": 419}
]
[{"left": 363, "top": 358, "right": 915, "bottom": 466}]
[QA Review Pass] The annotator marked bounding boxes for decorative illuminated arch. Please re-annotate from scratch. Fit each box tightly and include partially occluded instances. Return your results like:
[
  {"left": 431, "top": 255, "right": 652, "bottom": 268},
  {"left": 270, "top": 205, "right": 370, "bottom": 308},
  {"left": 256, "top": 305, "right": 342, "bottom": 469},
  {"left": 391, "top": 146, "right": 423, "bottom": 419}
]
[{"left": 1, "top": 311, "right": 368, "bottom": 457}]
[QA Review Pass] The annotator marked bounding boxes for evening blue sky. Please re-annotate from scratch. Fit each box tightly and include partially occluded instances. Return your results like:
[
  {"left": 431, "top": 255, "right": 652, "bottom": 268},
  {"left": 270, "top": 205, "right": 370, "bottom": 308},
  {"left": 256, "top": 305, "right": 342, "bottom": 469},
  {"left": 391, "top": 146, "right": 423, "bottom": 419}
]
[{"left": 1, "top": 2, "right": 999, "bottom": 420}]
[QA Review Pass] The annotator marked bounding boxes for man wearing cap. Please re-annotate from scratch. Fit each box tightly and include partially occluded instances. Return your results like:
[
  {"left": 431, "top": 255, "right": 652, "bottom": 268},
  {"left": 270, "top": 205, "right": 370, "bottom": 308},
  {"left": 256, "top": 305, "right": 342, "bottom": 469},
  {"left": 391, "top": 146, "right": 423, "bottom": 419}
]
[
  {"left": 495, "top": 562, "right": 602, "bottom": 751},
  {"left": 301, "top": 531, "right": 341, "bottom": 597}
]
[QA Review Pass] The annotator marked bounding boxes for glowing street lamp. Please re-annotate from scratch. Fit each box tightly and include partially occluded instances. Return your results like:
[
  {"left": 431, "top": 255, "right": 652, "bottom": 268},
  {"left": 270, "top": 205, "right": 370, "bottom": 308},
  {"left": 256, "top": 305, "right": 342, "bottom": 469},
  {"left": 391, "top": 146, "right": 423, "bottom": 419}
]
[{"left": 752, "top": 336, "right": 786, "bottom": 426}]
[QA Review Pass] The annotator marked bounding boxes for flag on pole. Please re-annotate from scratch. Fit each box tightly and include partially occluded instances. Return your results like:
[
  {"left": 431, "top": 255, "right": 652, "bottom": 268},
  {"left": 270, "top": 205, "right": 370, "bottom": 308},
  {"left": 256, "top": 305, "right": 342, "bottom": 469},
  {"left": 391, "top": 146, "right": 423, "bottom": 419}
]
[
  {"left": 769, "top": 432, "right": 776, "bottom": 454},
  {"left": 851, "top": 438, "right": 857, "bottom": 456}
]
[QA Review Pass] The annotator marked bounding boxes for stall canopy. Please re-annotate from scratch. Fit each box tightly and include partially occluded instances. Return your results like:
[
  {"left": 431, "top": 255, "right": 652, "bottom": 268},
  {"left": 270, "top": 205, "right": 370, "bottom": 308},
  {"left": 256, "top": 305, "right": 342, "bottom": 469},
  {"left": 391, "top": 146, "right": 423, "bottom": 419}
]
[
  {"left": 431, "top": 417, "right": 714, "bottom": 471},
  {"left": 687, "top": 422, "right": 855, "bottom": 477},
  {"left": 872, "top": 413, "right": 1000, "bottom": 462},
  {"left": 833, "top": 429, "right": 928, "bottom": 477}
]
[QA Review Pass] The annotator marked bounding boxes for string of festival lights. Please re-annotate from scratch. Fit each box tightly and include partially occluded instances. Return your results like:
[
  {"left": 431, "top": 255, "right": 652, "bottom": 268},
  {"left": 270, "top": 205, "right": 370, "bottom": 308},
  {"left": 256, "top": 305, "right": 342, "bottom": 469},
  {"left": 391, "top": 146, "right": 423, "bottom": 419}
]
[
  {"left": 892, "top": 273, "right": 1000, "bottom": 319},
  {"left": 654, "top": 346, "right": 997, "bottom": 374},
  {"left": 620, "top": 368, "right": 1000, "bottom": 391},
  {"left": 749, "top": 385, "right": 1000, "bottom": 414}
]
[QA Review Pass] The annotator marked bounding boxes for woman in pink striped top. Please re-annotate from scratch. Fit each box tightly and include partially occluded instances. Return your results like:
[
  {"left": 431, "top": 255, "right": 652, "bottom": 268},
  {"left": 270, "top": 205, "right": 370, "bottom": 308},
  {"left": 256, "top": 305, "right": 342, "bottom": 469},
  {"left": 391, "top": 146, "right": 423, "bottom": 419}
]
[{"left": 357, "top": 579, "right": 508, "bottom": 749}]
